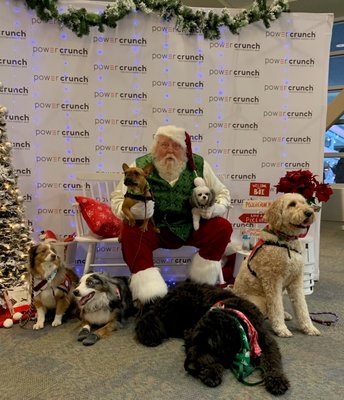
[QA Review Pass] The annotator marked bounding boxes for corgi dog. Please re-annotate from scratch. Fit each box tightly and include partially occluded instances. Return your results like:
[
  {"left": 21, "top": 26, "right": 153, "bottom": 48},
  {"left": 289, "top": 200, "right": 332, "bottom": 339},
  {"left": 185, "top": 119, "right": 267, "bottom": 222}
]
[{"left": 27, "top": 243, "right": 79, "bottom": 330}]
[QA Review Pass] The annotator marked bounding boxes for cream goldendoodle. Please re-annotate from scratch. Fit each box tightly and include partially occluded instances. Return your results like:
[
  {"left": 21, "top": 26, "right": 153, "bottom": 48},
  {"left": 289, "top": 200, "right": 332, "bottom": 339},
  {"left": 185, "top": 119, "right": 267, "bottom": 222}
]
[{"left": 233, "top": 193, "right": 321, "bottom": 338}]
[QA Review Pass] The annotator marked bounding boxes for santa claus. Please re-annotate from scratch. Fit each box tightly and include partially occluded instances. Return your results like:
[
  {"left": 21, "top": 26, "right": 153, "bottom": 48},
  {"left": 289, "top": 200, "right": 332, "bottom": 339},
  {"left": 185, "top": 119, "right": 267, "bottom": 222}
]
[{"left": 111, "top": 125, "right": 232, "bottom": 306}]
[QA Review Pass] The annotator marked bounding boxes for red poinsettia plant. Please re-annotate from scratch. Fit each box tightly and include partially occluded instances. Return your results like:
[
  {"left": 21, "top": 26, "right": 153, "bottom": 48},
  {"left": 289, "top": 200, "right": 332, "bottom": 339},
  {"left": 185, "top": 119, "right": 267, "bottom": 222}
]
[{"left": 275, "top": 169, "right": 333, "bottom": 208}]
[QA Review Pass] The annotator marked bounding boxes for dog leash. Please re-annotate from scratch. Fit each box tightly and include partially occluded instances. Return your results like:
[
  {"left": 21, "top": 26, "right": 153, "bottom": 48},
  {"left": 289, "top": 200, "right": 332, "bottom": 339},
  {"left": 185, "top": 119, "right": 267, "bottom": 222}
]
[
  {"left": 19, "top": 275, "right": 36, "bottom": 328},
  {"left": 309, "top": 312, "right": 340, "bottom": 326}
]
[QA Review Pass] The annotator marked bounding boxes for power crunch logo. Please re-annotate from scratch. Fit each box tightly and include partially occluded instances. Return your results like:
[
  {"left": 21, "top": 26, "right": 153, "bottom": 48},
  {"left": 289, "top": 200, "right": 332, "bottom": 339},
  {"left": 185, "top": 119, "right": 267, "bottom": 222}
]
[
  {"left": 261, "top": 161, "right": 310, "bottom": 169},
  {"left": 262, "top": 136, "right": 311, "bottom": 144},
  {"left": 93, "top": 36, "right": 147, "bottom": 46},
  {"left": 33, "top": 74, "right": 88, "bottom": 84},
  {"left": 36, "top": 182, "right": 86, "bottom": 191},
  {"left": 36, "top": 156, "right": 90, "bottom": 165},
  {"left": 37, "top": 208, "right": 74, "bottom": 217},
  {"left": 94, "top": 91, "right": 147, "bottom": 101},
  {"left": 0, "top": 85, "right": 28, "bottom": 95},
  {"left": 208, "top": 121, "right": 258, "bottom": 130},
  {"left": 209, "top": 41, "right": 260, "bottom": 50},
  {"left": 266, "top": 31, "right": 316, "bottom": 40},
  {"left": 152, "top": 53, "right": 204, "bottom": 62},
  {"left": 152, "top": 80, "right": 204, "bottom": 89},
  {"left": 95, "top": 144, "right": 148, "bottom": 153},
  {"left": 263, "top": 110, "right": 312, "bottom": 119},
  {"left": 218, "top": 173, "right": 257, "bottom": 182},
  {"left": 209, "top": 95, "right": 259, "bottom": 104},
  {"left": 209, "top": 68, "right": 259, "bottom": 78},
  {"left": 0, "top": 29, "right": 26, "bottom": 39},
  {"left": 35, "top": 129, "right": 90, "bottom": 138},
  {"left": 264, "top": 84, "right": 314, "bottom": 93},
  {"left": 152, "top": 106, "right": 203, "bottom": 116},
  {"left": 33, "top": 46, "right": 88, "bottom": 57},
  {"left": 93, "top": 64, "right": 147, "bottom": 73},
  {"left": 94, "top": 118, "right": 147, "bottom": 127},
  {"left": 208, "top": 147, "right": 257, "bottom": 156},
  {"left": 34, "top": 102, "right": 89, "bottom": 111},
  {"left": 265, "top": 57, "right": 315, "bottom": 67}
]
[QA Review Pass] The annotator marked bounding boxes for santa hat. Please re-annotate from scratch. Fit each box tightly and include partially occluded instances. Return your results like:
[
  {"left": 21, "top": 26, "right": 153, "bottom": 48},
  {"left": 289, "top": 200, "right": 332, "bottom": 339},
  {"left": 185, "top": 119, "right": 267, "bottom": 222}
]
[
  {"left": 154, "top": 125, "right": 187, "bottom": 149},
  {"left": 39, "top": 230, "right": 57, "bottom": 243}
]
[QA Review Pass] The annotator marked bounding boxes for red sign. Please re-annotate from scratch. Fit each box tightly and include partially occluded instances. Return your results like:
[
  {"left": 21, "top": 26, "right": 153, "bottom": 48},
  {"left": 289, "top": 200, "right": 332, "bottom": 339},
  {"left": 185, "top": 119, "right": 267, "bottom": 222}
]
[
  {"left": 239, "top": 213, "right": 265, "bottom": 224},
  {"left": 249, "top": 182, "right": 270, "bottom": 197}
]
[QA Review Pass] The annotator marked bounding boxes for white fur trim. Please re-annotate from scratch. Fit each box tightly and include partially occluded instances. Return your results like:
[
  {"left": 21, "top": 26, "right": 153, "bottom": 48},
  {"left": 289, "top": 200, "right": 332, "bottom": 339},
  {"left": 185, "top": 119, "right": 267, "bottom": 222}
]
[
  {"left": 189, "top": 252, "right": 221, "bottom": 285},
  {"left": 129, "top": 267, "right": 168, "bottom": 304},
  {"left": 154, "top": 125, "right": 186, "bottom": 148}
]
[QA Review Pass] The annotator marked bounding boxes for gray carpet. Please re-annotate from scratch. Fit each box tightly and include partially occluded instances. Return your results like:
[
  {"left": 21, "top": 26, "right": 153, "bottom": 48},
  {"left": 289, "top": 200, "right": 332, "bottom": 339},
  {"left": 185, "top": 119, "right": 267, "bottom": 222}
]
[{"left": 0, "top": 220, "right": 343, "bottom": 400}]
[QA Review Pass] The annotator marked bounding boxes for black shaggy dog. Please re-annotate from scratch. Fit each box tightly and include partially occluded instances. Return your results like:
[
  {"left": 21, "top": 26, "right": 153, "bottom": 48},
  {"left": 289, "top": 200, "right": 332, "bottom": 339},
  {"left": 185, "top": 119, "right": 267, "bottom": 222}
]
[{"left": 135, "top": 281, "right": 290, "bottom": 396}]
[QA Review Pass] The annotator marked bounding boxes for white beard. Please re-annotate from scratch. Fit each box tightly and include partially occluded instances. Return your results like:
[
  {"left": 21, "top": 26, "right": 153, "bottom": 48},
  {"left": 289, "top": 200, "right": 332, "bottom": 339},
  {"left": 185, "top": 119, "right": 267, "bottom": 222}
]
[{"left": 154, "top": 155, "right": 187, "bottom": 183}]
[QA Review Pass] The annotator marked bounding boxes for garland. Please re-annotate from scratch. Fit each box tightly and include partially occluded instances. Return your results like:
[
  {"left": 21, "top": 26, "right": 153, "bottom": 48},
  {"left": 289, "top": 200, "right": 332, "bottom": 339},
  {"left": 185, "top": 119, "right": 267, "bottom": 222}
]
[{"left": 23, "top": 0, "right": 289, "bottom": 39}]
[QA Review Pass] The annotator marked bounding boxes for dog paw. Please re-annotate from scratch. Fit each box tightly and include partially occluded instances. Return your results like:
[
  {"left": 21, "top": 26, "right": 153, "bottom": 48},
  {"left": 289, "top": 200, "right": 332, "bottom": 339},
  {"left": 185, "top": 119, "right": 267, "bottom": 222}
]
[
  {"left": 82, "top": 332, "right": 100, "bottom": 346},
  {"left": 51, "top": 320, "right": 62, "bottom": 327},
  {"left": 302, "top": 325, "right": 321, "bottom": 336},
  {"left": 78, "top": 328, "right": 91, "bottom": 341},
  {"left": 273, "top": 326, "right": 293, "bottom": 338},
  {"left": 284, "top": 311, "right": 293, "bottom": 321},
  {"left": 199, "top": 367, "right": 222, "bottom": 387},
  {"left": 33, "top": 322, "right": 44, "bottom": 330},
  {"left": 264, "top": 373, "right": 290, "bottom": 395}
]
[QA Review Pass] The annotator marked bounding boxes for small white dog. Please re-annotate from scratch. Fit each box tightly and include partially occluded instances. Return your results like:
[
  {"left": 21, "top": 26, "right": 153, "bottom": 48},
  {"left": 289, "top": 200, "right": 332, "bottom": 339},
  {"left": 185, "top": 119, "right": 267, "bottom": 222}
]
[
  {"left": 190, "top": 179, "right": 216, "bottom": 231},
  {"left": 233, "top": 193, "right": 321, "bottom": 338}
]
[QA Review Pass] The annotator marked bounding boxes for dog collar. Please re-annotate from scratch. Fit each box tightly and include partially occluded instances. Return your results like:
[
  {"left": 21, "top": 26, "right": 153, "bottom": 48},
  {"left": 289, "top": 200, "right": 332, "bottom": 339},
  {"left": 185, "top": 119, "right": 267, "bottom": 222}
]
[
  {"left": 124, "top": 192, "right": 153, "bottom": 202},
  {"left": 263, "top": 225, "right": 309, "bottom": 241},
  {"left": 209, "top": 302, "right": 263, "bottom": 385}
]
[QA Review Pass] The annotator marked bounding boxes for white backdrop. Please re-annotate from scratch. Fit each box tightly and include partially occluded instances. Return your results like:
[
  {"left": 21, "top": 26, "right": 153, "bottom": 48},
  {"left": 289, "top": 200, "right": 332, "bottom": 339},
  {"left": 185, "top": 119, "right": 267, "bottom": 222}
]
[{"left": 0, "top": 1, "right": 333, "bottom": 278}]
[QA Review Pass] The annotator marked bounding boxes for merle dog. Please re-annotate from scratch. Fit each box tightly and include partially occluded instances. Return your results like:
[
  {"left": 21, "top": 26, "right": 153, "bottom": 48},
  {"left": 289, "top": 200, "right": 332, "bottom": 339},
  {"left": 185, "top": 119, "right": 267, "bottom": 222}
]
[{"left": 135, "top": 281, "right": 290, "bottom": 396}]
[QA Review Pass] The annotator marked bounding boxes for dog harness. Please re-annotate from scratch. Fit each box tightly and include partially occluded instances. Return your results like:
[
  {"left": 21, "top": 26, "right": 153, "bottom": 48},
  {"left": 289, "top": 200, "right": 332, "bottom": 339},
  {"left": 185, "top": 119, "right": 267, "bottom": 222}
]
[
  {"left": 124, "top": 182, "right": 154, "bottom": 202},
  {"left": 210, "top": 302, "right": 264, "bottom": 386},
  {"left": 246, "top": 227, "right": 303, "bottom": 278},
  {"left": 33, "top": 272, "right": 72, "bottom": 297}
]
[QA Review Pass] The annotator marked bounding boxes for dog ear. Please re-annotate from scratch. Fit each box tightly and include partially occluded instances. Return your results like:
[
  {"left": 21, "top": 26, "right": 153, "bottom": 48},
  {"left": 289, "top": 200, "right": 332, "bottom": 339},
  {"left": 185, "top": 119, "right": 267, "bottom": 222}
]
[
  {"left": 208, "top": 189, "right": 216, "bottom": 206},
  {"left": 265, "top": 196, "right": 283, "bottom": 229},
  {"left": 28, "top": 245, "right": 38, "bottom": 270},
  {"left": 122, "top": 163, "right": 129, "bottom": 172},
  {"left": 189, "top": 189, "right": 199, "bottom": 208},
  {"left": 142, "top": 163, "right": 154, "bottom": 177}
]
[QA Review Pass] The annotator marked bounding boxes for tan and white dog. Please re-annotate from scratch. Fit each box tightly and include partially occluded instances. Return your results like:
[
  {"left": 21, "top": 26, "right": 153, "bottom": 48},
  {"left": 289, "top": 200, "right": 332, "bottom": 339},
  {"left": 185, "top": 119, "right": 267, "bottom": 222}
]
[
  {"left": 233, "top": 193, "right": 321, "bottom": 338},
  {"left": 28, "top": 243, "right": 79, "bottom": 330}
]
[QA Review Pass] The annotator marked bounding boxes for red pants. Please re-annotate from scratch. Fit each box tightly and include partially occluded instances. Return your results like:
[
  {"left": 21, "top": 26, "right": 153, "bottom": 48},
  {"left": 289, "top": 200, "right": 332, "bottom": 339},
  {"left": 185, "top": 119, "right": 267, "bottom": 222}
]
[{"left": 120, "top": 217, "right": 233, "bottom": 274}]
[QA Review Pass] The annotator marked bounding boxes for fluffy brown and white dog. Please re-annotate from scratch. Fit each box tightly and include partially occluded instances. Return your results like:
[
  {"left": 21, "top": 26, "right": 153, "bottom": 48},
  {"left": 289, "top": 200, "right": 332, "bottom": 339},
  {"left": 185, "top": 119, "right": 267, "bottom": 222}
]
[
  {"left": 73, "top": 272, "right": 135, "bottom": 345},
  {"left": 233, "top": 193, "right": 321, "bottom": 338},
  {"left": 28, "top": 243, "right": 79, "bottom": 330}
]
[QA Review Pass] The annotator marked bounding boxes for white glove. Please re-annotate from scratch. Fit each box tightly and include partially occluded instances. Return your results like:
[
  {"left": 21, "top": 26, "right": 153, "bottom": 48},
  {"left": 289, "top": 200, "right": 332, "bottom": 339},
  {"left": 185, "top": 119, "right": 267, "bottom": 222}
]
[
  {"left": 129, "top": 200, "right": 154, "bottom": 219},
  {"left": 198, "top": 203, "right": 227, "bottom": 219}
]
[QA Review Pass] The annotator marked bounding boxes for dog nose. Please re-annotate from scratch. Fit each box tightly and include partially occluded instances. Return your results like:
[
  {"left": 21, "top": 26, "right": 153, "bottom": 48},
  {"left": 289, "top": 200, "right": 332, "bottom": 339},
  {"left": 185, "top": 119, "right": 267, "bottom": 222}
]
[
  {"left": 73, "top": 289, "right": 79, "bottom": 296},
  {"left": 304, "top": 211, "right": 313, "bottom": 218}
]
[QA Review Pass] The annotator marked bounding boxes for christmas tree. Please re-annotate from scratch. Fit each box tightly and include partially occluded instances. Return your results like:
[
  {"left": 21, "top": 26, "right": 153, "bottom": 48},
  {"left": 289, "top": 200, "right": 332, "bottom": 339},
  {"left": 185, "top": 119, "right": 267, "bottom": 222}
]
[{"left": 0, "top": 91, "right": 33, "bottom": 294}]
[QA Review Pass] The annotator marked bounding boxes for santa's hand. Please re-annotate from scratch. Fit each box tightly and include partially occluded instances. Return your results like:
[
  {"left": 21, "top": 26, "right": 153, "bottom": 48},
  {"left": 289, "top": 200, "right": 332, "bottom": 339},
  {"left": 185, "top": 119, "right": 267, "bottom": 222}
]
[
  {"left": 211, "top": 203, "right": 227, "bottom": 218},
  {"left": 130, "top": 200, "right": 154, "bottom": 219},
  {"left": 199, "top": 203, "right": 227, "bottom": 219}
]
